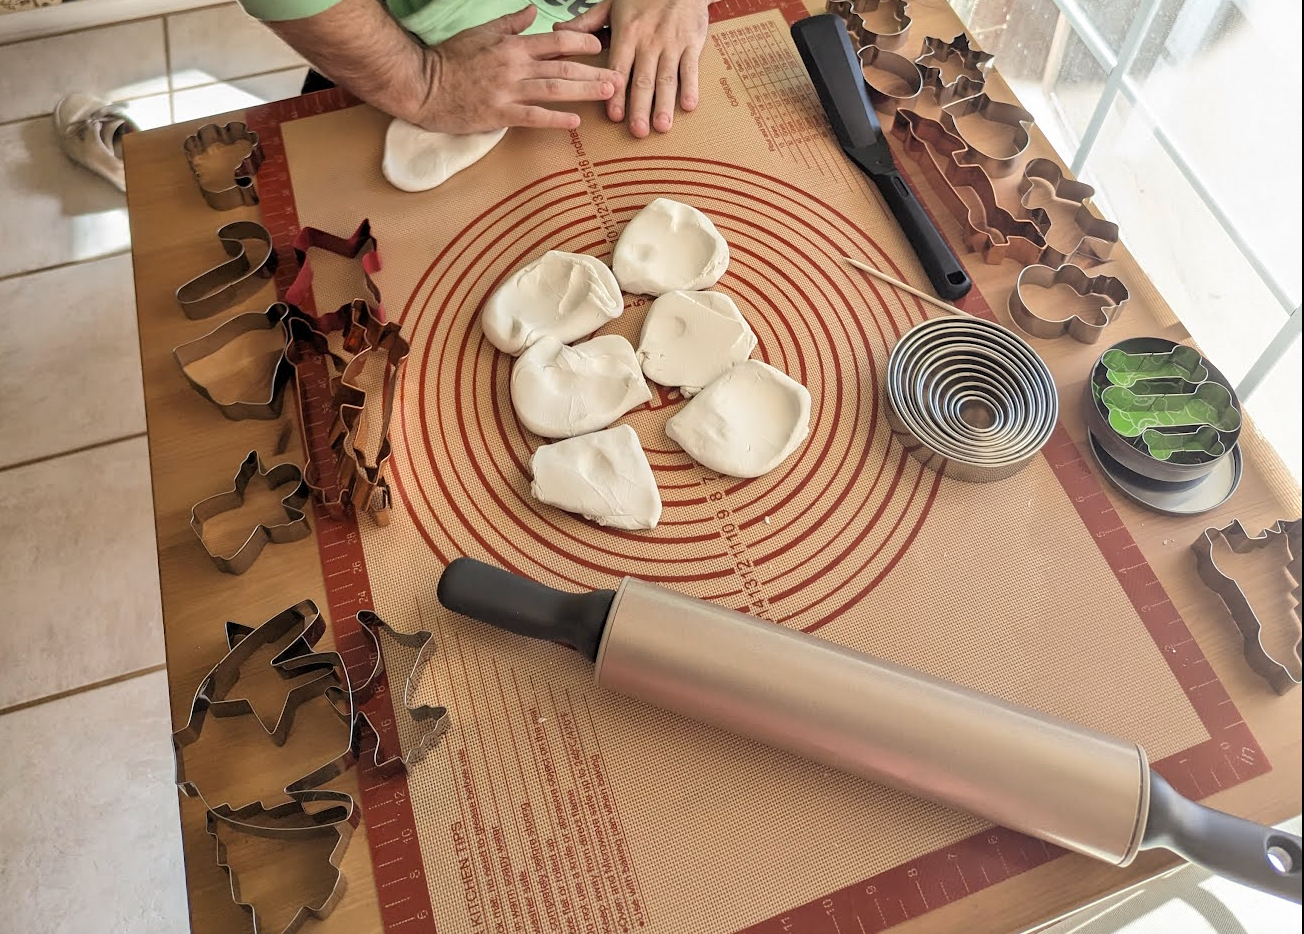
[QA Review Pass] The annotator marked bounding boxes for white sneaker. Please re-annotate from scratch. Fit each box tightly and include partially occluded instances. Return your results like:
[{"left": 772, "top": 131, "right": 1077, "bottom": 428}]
[{"left": 53, "top": 93, "right": 140, "bottom": 192}]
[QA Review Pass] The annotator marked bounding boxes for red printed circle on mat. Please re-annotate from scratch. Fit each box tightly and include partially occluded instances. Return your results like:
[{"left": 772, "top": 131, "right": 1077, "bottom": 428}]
[{"left": 395, "top": 157, "right": 939, "bottom": 631}]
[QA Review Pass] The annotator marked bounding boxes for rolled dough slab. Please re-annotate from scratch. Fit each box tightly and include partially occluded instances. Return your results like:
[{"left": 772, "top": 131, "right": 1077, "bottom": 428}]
[
  {"left": 510, "top": 334, "right": 652, "bottom": 439},
  {"left": 665, "top": 359, "right": 811, "bottom": 478},
  {"left": 613, "top": 197, "right": 730, "bottom": 296},
  {"left": 381, "top": 119, "right": 507, "bottom": 193},
  {"left": 637, "top": 290, "right": 757, "bottom": 396},
  {"left": 530, "top": 425, "right": 662, "bottom": 530},
  {"left": 483, "top": 251, "right": 624, "bottom": 356}
]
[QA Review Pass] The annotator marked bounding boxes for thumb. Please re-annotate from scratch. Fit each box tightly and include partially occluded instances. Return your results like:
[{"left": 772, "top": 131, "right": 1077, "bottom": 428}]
[
  {"left": 553, "top": 0, "right": 612, "bottom": 32},
  {"left": 480, "top": 5, "right": 538, "bottom": 35}
]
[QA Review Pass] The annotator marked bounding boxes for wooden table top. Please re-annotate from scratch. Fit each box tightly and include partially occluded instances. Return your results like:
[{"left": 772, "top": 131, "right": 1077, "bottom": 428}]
[{"left": 124, "top": 1, "right": 1300, "bottom": 932}]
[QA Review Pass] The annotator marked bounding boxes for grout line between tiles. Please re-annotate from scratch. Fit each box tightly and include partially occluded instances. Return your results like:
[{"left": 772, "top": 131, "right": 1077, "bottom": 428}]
[
  {"left": 0, "top": 663, "right": 167, "bottom": 718},
  {"left": 0, "top": 432, "right": 147, "bottom": 476},
  {"left": 0, "top": 248, "right": 131, "bottom": 285},
  {"left": 0, "top": 2, "right": 230, "bottom": 48}
]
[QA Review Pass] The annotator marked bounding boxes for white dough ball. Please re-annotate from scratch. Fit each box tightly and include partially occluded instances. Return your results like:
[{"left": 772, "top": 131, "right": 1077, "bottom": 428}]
[
  {"left": 382, "top": 119, "right": 506, "bottom": 193},
  {"left": 482, "top": 251, "right": 624, "bottom": 356},
  {"left": 613, "top": 197, "right": 730, "bottom": 296},
  {"left": 510, "top": 335, "right": 652, "bottom": 439},
  {"left": 665, "top": 360, "right": 811, "bottom": 478},
  {"left": 637, "top": 290, "right": 757, "bottom": 396},
  {"left": 530, "top": 425, "right": 661, "bottom": 530}
]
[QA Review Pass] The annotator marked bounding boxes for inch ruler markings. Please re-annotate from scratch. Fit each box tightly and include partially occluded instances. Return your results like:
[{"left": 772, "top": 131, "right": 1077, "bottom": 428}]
[{"left": 245, "top": 90, "right": 440, "bottom": 934}]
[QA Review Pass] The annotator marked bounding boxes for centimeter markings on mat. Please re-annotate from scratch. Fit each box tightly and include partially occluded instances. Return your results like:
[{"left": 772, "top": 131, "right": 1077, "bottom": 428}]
[{"left": 246, "top": 89, "right": 441, "bottom": 934}]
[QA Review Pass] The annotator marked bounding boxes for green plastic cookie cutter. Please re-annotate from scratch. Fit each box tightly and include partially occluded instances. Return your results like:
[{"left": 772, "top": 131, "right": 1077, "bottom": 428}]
[
  {"left": 1102, "top": 382, "right": 1241, "bottom": 437},
  {"left": 1141, "top": 425, "right": 1226, "bottom": 462},
  {"left": 1102, "top": 346, "right": 1209, "bottom": 388}
]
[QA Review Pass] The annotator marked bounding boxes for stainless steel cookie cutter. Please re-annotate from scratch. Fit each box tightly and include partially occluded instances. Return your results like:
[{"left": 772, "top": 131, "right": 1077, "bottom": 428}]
[
  {"left": 828, "top": 0, "right": 911, "bottom": 51},
  {"left": 1192, "top": 518, "right": 1302, "bottom": 694},
  {"left": 1009, "top": 263, "right": 1130, "bottom": 344},
  {"left": 176, "top": 221, "right": 278, "bottom": 320},
  {"left": 857, "top": 44, "right": 923, "bottom": 114},
  {"left": 939, "top": 91, "right": 1036, "bottom": 177},
  {"left": 1019, "top": 158, "right": 1120, "bottom": 266},
  {"left": 190, "top": 451, "right": 311, "bottom": 575},
  {"left": 172, "top": 302, "right": 304, "bottom": 420},
  {"left": 915, "top": 33, "right": 992, "bottom": 100},
  {"left": 182, "top": 121, "right": 263, "bottom": 211}
]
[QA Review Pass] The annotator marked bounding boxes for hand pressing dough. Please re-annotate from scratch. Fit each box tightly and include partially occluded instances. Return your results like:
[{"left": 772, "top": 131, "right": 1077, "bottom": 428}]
[
  {"left": 530, "top": 425, "right": 661, "bottom": 530},
  {"left": 381, "top": 119, "right": 506, "bottom": 193},
  {"left": 482, "top": 251, "right": 624, "bottom": 356},
  {"left": 637, "top": 290, "right": 757, "bottom": 396},
  {"left": 665, "top": 360, "right": 811, "bottom": 478},
  {"left": 511, "top": 335, "right": 652, "bottom": 439},
  {"left": 613, "top": 198, "right": 730, "bottom": 296}
]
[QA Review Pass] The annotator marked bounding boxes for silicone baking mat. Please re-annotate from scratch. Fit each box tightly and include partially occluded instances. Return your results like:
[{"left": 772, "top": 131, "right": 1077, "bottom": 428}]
[{"left": 243, "top": 2, "right": 1269, "bottom": 931}]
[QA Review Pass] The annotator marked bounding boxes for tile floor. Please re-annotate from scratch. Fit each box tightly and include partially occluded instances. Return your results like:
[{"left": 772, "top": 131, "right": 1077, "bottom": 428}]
[{"left": 0, "top": 5, "right": 1297, "bottom": 934}]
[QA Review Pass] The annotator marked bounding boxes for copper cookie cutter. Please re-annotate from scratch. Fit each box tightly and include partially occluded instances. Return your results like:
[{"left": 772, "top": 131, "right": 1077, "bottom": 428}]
[
  {"left": 190, "top": 450, "right": 311, "bottom": 575},
  {"left": 286, "top": 218, "right": 384, "bottom": 327},
  {"left": 176, "top": 221, "right": 278, "bottom": 320},
  {"left": 1192, "top": 518, "right": 1302, "bottom": 694},
  {"left": 182, "top": 121, "right": 263, "bottom": 211},
  {"left": 1009, "top": 263, "right": 1130, "bottom": 344},
  {"left": 828, "top": 0, "right": 911, "bottom": 51}
]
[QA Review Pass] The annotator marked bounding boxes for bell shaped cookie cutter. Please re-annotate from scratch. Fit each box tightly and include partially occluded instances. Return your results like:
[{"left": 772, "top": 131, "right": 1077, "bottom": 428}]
[
  {"left": 182, "top": 121, "right": 263, "bottom": 211},
  {"left": 828, "top": 0, "right": 911, "bottom": 51},
  {"left": 1192, "top": 518, "right": 1302, "bottom": 694},
  {"left": 1009, "top": 263, "right": 1130, "bottom": 344},
  {"left": 176, "top": 221, "right": 279, "bottom": 320},
  {"left": 190, "top": 451, "right": 311, "bottom": 575}
]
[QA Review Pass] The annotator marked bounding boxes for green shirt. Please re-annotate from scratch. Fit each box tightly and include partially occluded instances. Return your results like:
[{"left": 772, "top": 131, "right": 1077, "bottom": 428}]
[{"left": 238, "top": 0, "right": 597, "bottom": 46}]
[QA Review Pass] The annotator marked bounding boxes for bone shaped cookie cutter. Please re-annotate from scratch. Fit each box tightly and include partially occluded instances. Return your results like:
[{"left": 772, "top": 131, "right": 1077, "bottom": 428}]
[
  {"left": 1192, "top": 519, "right": 1302, "bottom": 694},
  {"left": 190, "top": 451, "right": 311, "bottom": 575},
  {"left": 1009, "top": 263, "right": 1130, "bottom": 344},
  {"left": 176, "top": 221, "right": 278, "bottom": 320},
  {"left": 182, "top": 121, "right": 263, "bottom": 211}
]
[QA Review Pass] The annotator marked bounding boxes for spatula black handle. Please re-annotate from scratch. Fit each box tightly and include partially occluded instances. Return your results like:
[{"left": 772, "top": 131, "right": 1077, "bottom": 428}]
[{"left": 869, "top": 169, "right": 974, "bottom": 301}]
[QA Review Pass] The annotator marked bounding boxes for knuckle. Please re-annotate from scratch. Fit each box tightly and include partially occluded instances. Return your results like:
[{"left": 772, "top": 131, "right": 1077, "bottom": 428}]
[
  {"left": 657, "top": 74, "right": 677, "bottom": 86},
  {"left": 633, "top": 73, "right": 655, "bottom": 90},
  {"left": 545, "top": 78, "right": 564, "bottom": 96}
]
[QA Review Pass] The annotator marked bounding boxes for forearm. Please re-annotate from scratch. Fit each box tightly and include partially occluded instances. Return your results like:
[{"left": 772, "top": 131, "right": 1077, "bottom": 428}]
[{"left": 262, "top": 0, "right": 430, "bottom": 123}]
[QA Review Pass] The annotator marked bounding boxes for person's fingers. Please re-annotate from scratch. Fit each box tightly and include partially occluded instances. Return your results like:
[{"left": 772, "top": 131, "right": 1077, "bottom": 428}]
[
  {"left": 551, "top": 0, "right": 611, "bottom": 32},
  {"left": 529, "top": 59, "right": 622, "bottom": 88},
  {"left": 652, "top": 52, "right": 680, "bottom": 132},
  {"left": 627, "top": 51, "right": 659, "bottom": 138},
  {"left": 679, "top": 45, "right": 701, "bottom": 112},
  {"left": 518, "top": 77, "right": 615, "bottom": 103},
  {"left": 604, "top": 37, "right": 636, "bottom": 122},
  {"left": 479, "top": 5, "right": 537, "bottom": 35},
  {"left": 503, "top": 104, "right": 582, "bottom": 130},
  {"left": 522, "top": 29, "right": 603, "bottom": 59}
]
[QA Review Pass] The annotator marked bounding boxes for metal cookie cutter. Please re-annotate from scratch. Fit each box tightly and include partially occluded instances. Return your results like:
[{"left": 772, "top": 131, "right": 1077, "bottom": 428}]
[
  {"left": 182, "top": 121, "right": 263, "bottom": 211},
  {"left": 173, "top": 302, "right": 305, "bottom": 420},
  {"left": 1009, "top": 263, "right": 1130, "bottom": 344},
  {"left": 1101, "top": 382, "right": 1241, "bottom": 437},
  {"left": 886, "top": 316, "right": 1059, "bottom": 482},
  {"left": 940, "top": 91, "right": 1036, "bottom": 178},
  {"left": 857, "top": 44, "right": 923, "bottom": 114},
  {"left": 1192, "top": 518, "right": 1302, "bottom": 694},
  {"left": 827, "top": 0, "right": 911, "bottom": 51},
  {"left": 1019, "top": 158, "right": 1120, "bottom": 266},
  {"left": 176, "top": 221, "right": 278, "bottom": 320},
  {"left": 286, "top": 218, "right": 383, "bottom": 327},
  {"left": 915, "top": 34, "right": 992, "bottom": 102},
  {"left": 190, "top": 451, "right": 311, "bottom": 575}
]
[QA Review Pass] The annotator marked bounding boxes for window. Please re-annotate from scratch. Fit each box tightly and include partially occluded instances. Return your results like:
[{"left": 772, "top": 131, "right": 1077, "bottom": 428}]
[{"left": 950, "top": 0, "right": 1302, "bottom": 479}]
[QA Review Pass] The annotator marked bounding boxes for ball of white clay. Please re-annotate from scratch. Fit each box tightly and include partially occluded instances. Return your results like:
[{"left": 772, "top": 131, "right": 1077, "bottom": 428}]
[
  {"left": 613, "top": 198, "right": 730, "bottom": 296},
  {"left": 637, "top": 290, "right": 757, "bottom": 396},
  {"left": 665, "top": 360, "right": 811, "bottom": 478},
  {"left": 382, "top": 119, "right": 507, "bottom": 193},
  {"left": 511, "top": 335, "right": 652, "bottom": 439},
  {"left": 483, "top": 251, "right": 624, "bottom": 356},
  {"left": 530, "top": 425, "right": 661, "bottom": 530}
]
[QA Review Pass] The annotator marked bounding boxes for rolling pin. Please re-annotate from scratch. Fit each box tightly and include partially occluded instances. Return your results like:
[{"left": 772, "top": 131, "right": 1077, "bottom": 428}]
[{"left": 436, "top": 558, "right": 1302, "bottom": 901}]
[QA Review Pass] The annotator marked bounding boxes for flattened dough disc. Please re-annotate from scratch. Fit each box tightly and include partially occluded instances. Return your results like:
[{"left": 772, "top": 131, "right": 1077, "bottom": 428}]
[
  {"left": 613, "top": 197, "right": 730, "bottom": 296},
  {"left": 483, "top": 251, "right": 624, "bottom": 356},
  {"left": 637, "top": 290, "right": 757, "bottom": 396},
  {"left": 382, "top": 119, "right": 506, "bottom": 193},
  {"left": 530, "top": 425, "right": 662, "bottom": 530},
  {"left": 510, "top": 334, "right": 652, "bottom": 439}
]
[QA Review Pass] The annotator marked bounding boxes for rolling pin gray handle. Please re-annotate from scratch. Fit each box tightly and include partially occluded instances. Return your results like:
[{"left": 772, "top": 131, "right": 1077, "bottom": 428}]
[
  {"left": 1144, "top": 772, "right": 1303, "bottom": 903},
  {"left": 436, "top": 558, "right": 613, "bottom": 661}
]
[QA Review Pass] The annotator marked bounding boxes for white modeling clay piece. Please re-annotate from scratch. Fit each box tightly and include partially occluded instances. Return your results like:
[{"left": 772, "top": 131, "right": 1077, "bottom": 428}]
[
  {"left": 482, "top": 251, "right": 624, "bottom": 356},
  {"left": 613, "top": 197, "right": 730, "bottom": 296},
  {"left": 665, "top": 360, "right": 811, "bottom": 478},
  {"left": 381, "top": 119, "right": 506, "bottom": 193},
  {"left": 637, "top": 290, "right": 757, "bottom": 396},
  {"left": 530, "top": 425, "right": 661, "bottom": 530},
  {"left": 511, "top": 335, "right": 652, "bottom": 439}
]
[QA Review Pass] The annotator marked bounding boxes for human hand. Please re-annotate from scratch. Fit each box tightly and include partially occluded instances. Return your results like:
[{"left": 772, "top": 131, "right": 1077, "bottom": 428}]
[
  {"left": 414, "top": 6, "right": 622, "bottom": 132},
  {"left": 555, "top": 0, "right": 713, "bottom": 137}
]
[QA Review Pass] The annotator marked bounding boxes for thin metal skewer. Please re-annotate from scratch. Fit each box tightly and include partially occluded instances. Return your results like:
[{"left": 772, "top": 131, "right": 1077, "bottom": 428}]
[{"left": 842, "top": 256, "right": 976, "bottom": 319}]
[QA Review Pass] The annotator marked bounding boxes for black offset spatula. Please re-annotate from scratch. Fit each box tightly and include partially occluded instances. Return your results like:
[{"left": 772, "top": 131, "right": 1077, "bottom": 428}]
[{"left": 791, "top": 14, "right": 972, "bottom": 301}]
